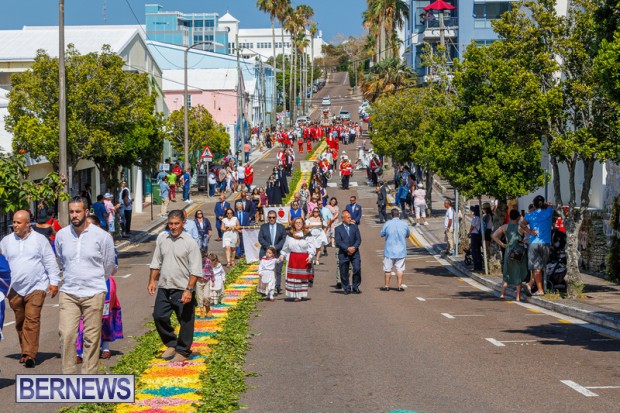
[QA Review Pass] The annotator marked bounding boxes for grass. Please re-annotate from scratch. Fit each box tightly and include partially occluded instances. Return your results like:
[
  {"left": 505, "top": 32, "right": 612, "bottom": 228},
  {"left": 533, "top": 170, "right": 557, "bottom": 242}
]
[
  {"left": 195, "top": 264, "right": 260, "bottom": 412},
  {"left": 60, "top": 260, "right": 250, "bottom": 413},
  {"left": 283, "top": 168, "right": 302, "bottom": 204}
]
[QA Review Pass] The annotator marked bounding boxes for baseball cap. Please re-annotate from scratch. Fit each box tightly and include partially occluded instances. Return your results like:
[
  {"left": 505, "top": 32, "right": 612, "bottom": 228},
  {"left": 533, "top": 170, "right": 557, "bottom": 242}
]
[{"left": 104, "top": 192, "right": 113, "bottom": 199}]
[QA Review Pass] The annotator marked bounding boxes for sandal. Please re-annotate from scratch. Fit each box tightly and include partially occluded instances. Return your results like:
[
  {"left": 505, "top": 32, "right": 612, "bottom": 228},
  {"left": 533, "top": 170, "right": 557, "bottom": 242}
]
[
  {"left": 100, "top": 350, "right": 112, "bottom": 360},
  {"left": 532, "top": 291, "right": 545, "bottom": 296},
  {"left": 380, "top": 286, "right": 390, "bottom": 291},
  {"left": 397, "top": 287, "right": 405, "bottom": 292}
]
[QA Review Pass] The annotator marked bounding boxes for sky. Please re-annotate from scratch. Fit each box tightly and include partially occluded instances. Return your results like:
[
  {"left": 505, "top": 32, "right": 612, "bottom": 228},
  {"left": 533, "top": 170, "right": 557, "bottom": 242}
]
[{"left": 0, "top": 0, "right": 366, "bottom": 44}]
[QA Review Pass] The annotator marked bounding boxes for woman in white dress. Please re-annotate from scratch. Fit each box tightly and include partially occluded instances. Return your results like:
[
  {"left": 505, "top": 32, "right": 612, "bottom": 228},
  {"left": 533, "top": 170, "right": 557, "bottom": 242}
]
[
  {"left": 306, "top": 207, "right": 328, "bottom": 266},
  {"left": 221, "top": 208, "right": 240, "bottom": 267},
  {"left": 280, "top": 218, "right": 315, "bottom": 302}
]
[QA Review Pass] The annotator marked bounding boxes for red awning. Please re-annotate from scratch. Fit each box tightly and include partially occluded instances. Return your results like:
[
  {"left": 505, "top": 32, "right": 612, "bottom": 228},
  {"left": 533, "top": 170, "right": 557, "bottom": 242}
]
[{"left": 424, "top": 0, "right": 456, "bottom": 11}]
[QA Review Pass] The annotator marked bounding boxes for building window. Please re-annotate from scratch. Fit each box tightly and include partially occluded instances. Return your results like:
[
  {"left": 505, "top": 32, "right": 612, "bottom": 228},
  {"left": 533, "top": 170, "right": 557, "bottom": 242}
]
[
  {"left": 473, "top": 1, "right": 512, "bottom": 20},
  {"left": 194, "top": 20, "right": 204, "bottom": 28}
]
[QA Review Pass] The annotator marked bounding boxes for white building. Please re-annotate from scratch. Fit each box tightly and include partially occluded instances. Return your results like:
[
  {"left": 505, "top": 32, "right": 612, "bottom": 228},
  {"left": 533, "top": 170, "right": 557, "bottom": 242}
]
[
  {"left": 0, "top": 25, "right": 165, "bottom": 209},
  {"left": 219, "top": 12, "right": 326, "bottom": 62}
]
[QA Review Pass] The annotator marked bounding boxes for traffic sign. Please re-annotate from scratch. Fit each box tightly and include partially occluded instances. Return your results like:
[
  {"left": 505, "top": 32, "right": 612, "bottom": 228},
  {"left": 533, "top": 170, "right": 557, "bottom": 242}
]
[{"left": 200, "top": 145, "right": 214, "bottom": 161}]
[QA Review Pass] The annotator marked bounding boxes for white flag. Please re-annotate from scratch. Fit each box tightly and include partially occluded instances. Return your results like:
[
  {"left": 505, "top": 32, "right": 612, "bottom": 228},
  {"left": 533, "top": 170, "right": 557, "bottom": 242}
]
[
  {"left": 263, "top": 206, "right": 290, "bottom": 225},
  {"left": 242, "top": 228, "right": 261, "bottom": 263}
]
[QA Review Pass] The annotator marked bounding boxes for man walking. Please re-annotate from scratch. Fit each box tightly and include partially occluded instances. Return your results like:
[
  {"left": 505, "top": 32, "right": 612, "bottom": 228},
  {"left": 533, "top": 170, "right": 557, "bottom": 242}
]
[
  {"left": 258, "top": 211, "right": 286, "bottom": 294},
  {"left": 167, "top": 170, "right": 177, "bottom": 202},
  {"left": 345, "top": 196, "right": 363, "bottom": 225},
  {"left": 55, "top": 197, "right": 116, "bottom": 374},
  {"left": 148, "top": 210, "right": 202, "bottom": 363},
  {"left": 1, "top": 210, "right": 60, "bottom": 367},
  {"left": 335, "top": 211, "right": 362, "bottom": 294},
  {"left": 380, "top": 209, "right": 410, "bottom": 291},
  {"left": 444, "top": 199, "right": 455, "bottom": 255},
  {"left": 520, "top": 195, "right": 555, "bottom": 296},
  {"left": 214, "top": 194, "right": 230, "bottom": 241},
  {"left": 376, "top": 180, "right": 388, "bottom": 223},
  {"left": 159, "top": 177, "right": 170, "bottom": 217}
]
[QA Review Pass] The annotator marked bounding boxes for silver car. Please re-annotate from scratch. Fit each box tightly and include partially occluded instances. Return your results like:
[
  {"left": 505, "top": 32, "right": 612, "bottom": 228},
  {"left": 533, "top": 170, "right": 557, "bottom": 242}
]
[
  {"left": 339, "top": 110, "right": 351, "bottom": 121},
  {"left": 322, "top": 96, "right": 331, "bottom": 106}
]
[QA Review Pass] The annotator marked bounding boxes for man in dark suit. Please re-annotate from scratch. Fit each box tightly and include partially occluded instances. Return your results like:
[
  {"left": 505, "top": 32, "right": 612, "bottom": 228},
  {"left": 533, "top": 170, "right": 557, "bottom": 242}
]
[
  {"left": 376, "top": 181, "right": 388, "bottom": 223},
  {"left": 241, "top": 192, "right": 257, "bottom": 223},
  {"left": 235, "top": 202, "right": 250, "bottom": 257},
  {"left": 214, "top": 194, "right": 230, "bottom": 241},
  {"left": 335, "top": 210, "right": 362, "bottom": 294},
  {"left": 345, "top": 196, "right": 363, "bottom": 225},
  {"left": 258, "top": 210, "right": 287, "bottom": 294}
]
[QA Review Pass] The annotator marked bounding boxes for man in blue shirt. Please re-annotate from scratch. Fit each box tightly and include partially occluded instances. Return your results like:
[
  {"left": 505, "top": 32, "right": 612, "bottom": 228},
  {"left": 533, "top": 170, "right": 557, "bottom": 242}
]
[
  {"left": 182, "top": 168, "right": 192, "bottom": 203},
  {"left": 520, "top": 195, "right": 555, "bottom": 296},
  {"left": 92, "top": 195, "right": 108, "bottom": 230},
  {"left": 380, "top": 209, "right": 410, "bottom": 291}
]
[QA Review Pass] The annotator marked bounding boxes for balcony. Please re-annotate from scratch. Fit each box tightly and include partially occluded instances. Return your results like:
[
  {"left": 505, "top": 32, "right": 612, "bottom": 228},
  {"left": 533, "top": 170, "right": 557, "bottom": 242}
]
[{"left": 423, "top": 17, "right": 458, "bottom": 40}]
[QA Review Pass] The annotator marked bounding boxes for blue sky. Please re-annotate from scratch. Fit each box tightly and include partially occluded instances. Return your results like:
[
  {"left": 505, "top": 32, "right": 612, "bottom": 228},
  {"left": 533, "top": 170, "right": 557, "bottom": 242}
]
[{"left": 0, "top": 1, "right": 366, "bottom": 44}]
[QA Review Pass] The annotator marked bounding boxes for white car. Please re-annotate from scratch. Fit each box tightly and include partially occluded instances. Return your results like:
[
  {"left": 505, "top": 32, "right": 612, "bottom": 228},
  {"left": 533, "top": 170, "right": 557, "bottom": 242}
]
[
  {"left": 358, "top": 101, "right": 370, "bottom": 114},
  {"left": 322, "top": 96, "right": 331, "bottom": 106},
  {"left": 296, "top": 116, "right": 311, "bottom": 125},
  {"left": 339, "top": 110, "right": 351, "bottom": 121}
]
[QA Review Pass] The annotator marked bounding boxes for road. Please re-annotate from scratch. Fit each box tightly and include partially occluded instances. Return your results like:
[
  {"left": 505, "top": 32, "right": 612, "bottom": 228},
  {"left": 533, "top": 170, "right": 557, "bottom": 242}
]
[{"left": 240, "top": 72, "right": 620, "bottom": 412}]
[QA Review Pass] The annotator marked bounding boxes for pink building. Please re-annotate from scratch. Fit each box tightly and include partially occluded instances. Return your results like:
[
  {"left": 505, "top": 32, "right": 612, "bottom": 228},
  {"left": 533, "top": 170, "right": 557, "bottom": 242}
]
[{"left": 162, "top": 68, "right": 245, "bottom": 125}]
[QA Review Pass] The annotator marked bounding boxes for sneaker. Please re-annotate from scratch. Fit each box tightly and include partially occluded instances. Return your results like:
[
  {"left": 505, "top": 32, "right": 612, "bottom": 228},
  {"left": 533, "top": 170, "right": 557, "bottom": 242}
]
[
  {"left": 24, "top": 357, "right": 36, "bottom": 368},
  {"left": 424, "top": 222, "right": 429, "bottom": 226},
  {"left": 170, "top": 353, "right": 189, "bottom": 363}
]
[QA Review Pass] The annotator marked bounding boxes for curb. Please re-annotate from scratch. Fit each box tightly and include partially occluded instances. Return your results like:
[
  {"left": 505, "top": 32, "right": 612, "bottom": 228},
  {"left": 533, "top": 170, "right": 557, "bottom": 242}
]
[{"left": 408, "top": 217, "right": 620, "bottom": 333}]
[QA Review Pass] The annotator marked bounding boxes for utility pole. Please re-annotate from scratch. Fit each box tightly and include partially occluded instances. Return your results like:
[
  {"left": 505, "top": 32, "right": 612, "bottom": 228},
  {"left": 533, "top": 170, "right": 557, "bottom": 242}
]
[
  {"left": 236, "top": 34, "right": 244, "bottom": 153},
  {"left": 58, "top": 0, "right": 68, "bottom": 226}
]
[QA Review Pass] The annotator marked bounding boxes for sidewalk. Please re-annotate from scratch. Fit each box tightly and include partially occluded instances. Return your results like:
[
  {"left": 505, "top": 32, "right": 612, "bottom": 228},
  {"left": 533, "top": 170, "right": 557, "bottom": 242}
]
[
  {"left": 405, "top": 186, "right": 620, "bottom": 333},
  {"left": 115, "top": 146, "right": 273, "bottom": 251}
]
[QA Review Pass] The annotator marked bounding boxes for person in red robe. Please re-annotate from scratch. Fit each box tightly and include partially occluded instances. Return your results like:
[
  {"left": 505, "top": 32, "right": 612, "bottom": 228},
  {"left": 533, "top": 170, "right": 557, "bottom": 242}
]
[{"left": 244, "top": 164, "right": 254, "bottom": 191}]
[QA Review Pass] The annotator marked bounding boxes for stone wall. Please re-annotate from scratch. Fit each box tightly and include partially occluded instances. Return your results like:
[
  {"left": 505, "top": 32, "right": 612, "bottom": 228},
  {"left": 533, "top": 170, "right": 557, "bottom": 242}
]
[{"left": 579, "top": 210, "right": 608, "bottom": 275}]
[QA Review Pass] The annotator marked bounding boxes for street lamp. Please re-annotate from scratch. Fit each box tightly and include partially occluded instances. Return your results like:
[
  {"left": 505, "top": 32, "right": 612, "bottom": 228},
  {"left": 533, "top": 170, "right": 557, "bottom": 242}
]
[
  {"left": 184, "top": 41, "right": 224, "bottom": 170},
  {"left": 58, "top": 0, "right": 68, "bottom": 226}
]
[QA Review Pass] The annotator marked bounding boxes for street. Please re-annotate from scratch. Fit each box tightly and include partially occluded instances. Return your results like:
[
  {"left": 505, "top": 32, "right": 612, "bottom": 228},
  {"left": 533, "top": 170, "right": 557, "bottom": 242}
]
[{"left": 0, "top": 71, "right": 618, "bottom": 413}]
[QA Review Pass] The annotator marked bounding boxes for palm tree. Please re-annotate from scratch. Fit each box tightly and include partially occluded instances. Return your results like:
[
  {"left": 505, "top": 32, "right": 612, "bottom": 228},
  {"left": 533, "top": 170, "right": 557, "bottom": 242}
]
[
  {"left": 309, "top": 22, "right": 318, "bottom": 106},
  {"left": 257, "top": 0, "right": 278, "bottom": 126},
  {"left": 295, "top": 5, "right": 314, "bottom": 114},
  {"left": 384, "top": 0, "right": 410, "bottom": 59},
  {"left": 284, "top": 9, "right": 303, "bottom": 121},
  {"left": 361, "top": 58, "right": 416, "bottom": 102},
  {"left": 275, "top": 1, "right": 292, "bottom": 118},
  {"left": 362, "top": 0, "right": 409, "bottom": 62}
]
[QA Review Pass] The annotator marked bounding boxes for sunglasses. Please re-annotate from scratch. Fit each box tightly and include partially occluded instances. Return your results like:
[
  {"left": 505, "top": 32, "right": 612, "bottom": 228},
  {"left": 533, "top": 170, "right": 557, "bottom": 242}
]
[{"left": 268, "top": 216, "right": 276, "bottom": 219}]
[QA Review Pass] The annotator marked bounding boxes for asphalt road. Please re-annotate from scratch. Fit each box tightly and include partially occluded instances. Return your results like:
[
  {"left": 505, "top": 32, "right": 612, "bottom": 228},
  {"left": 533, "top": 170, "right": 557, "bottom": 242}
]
[
  {"left": 0, "top": 128, "right": 303, "bottom": 411},
  {"left": 240, "top": 72, "right": 620, "bottom": 413}
]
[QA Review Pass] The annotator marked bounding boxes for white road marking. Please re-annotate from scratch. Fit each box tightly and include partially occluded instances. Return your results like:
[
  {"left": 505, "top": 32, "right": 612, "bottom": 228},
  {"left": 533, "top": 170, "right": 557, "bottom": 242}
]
[
  {"left": 441, "top": 313, "right": 455, "bottom": 319},
  {"left": 416, "top": 297, "right": 426, "bottom": 302},
  {"left": 442, "top": 313, "right": 484, "bottom": 319},
  {"left": 485, "top": 338, "right": 505, "bottom": 347},
  {"left": 587, "top": 386, "right": 620, "bottom": 389},
  {"left": 117, "top": 274, "right": 132, "bottom": 279},
  {"left": 561, "top": 380, "right": 599, "bottom": 397},
  {"left": 4, "top": 321, "right": 15, "bottom": 326}
]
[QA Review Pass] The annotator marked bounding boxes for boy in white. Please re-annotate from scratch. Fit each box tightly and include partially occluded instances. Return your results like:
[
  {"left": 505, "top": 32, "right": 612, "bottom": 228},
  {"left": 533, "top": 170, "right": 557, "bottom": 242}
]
[
  {"left": 257, "top": 247, "right": 278, "bottom": 301},
  {"left": 210, "top": 255, "right": 226, "bottom": 304}
]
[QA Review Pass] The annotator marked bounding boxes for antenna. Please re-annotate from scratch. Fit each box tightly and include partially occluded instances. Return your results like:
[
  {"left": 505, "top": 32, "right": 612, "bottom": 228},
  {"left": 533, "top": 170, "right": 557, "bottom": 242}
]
[{"left": 102, "top": 0, "right": 107, "bottom": 24}]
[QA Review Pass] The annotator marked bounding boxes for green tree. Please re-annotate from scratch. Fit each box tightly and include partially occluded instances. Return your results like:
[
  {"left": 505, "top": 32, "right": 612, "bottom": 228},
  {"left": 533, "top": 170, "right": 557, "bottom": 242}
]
[
  {"left": 361, "top": 58, "right": 416, "bottom": 102},
  {"left": 165, "top": 105, "right": 230, "bottom": 163},
  {"left": 0, "top": 154, "right": 69, "bottom": 214},
  {"left": 6, "top": 45, "right": 163, "bottom": 191},
  {"left": 494, "top": 0, "right": 620, "bottom": 295}
]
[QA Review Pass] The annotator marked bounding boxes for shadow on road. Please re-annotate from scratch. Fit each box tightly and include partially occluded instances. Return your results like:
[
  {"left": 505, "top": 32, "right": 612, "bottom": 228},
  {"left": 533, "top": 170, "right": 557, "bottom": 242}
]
[{"left": 501, "top": 323, "right": 620, "bottom": 352}]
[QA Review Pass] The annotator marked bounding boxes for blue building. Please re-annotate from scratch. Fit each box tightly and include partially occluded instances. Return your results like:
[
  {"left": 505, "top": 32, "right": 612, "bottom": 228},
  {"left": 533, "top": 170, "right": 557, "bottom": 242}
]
[
  {"left": 145, "top": 4, "right": 229, "bottom": 53},
  {"left": 403, "top": 0, "right": 513, "bottom": 79}
]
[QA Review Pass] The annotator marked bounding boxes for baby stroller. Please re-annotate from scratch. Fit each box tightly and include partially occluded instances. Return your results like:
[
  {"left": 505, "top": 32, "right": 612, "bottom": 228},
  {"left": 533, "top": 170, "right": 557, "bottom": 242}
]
[{"left": 543, "top": 229, "right": 567, "bottom": 292}]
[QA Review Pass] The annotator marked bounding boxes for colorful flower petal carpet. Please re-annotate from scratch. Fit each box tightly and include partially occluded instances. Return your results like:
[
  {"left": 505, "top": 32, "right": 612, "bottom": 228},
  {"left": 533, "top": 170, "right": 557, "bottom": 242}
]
[{"left": 116, "top": 265, "right": 259, "bottom": 413}]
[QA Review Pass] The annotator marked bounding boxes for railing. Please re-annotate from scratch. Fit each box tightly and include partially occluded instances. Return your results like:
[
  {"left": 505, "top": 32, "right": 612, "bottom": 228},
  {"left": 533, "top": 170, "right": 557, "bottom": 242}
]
[{"left": 424, "top": 16, "right": 458, "bottom": 28}]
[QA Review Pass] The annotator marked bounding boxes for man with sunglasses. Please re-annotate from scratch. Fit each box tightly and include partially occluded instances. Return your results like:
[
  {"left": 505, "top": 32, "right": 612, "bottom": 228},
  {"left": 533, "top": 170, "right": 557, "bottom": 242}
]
[{"left": 258, "top": 211, "right": 286, "bottom": 294}]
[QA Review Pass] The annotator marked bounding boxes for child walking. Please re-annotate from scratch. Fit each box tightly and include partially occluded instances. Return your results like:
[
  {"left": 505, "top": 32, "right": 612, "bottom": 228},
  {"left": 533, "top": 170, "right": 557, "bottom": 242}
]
[
  {"left": 196, "top": 250, "right": 215, "bottom": 318},
  {"left": 257, "top": 247, "right": 278, "bottom": 301},
  {"left": 210, "top": 254, "right": 226, "bottom": 305}
]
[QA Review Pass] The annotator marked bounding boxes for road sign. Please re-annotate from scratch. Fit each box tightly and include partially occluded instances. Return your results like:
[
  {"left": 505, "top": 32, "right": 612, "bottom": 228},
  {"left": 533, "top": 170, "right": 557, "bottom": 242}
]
[{"left": 200, "top": 145, "right": 214, "bottom": 161}]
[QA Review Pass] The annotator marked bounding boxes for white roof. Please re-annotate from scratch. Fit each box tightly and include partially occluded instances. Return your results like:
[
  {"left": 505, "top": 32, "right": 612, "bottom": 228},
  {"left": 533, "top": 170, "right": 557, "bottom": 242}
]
[
  {"left": 219, "top": 12, "right": 239, "bottom": 23},
  {"left": 0, "top": 26, "right": 143, "bottom": 61},
  {"left": 162, "top": 68, "right": 239, "bottom": 91},
  {"left": 238, "top": 28, "right": 291, "bottom": 37}
]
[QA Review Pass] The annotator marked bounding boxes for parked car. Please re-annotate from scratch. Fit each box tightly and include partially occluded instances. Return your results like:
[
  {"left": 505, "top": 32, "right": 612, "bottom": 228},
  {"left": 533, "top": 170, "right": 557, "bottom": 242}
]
[
  {"left": 358, "top": 101, "right": 370, "bottom": 114},
  {"left": 296, "top": 116, "right": 311, "bottom": 125},
  {"left": 339, "top": 110, "right": 351, "bottom": 121},
  {"left": 312, "top": 85, "right": 318, "bottom": 93},
  {"left": 322, "top": 96, "right": 331, "bottom": 106}
]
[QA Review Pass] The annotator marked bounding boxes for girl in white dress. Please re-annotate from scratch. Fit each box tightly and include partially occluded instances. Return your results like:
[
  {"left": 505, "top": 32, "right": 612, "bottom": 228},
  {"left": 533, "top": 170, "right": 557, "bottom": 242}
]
[
  {"left": 221, "top": 208, "right": 240, "bottom": 267},
  {"left": 210, "top": 255, "right": 226, "bottom": 304},
  {"left": 257, "top": 247, "right": 278, "bottom": 301},
  {"left": 280, "top": 218, "right": 315, "bottom": 301},
  {"left": 306, "top": 207, "right": 328, "bottom": 265}
]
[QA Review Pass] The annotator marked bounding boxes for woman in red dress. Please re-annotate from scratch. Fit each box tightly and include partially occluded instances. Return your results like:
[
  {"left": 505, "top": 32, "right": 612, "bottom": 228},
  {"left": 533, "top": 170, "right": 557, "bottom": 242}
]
[{"left": 280, "top": 217, "right": 315, "bottom": 302}]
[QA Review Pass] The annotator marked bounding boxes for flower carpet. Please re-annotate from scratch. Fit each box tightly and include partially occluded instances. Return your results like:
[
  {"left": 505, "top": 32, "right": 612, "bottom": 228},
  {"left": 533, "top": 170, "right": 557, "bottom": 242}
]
[{"left": 116, "top": 265, "right": 260, "bottom": 413}]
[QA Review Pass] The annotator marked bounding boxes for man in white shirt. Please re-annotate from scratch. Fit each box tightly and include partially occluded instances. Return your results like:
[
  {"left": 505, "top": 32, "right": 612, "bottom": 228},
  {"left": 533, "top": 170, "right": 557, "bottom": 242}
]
[
  {"left": 444, "top": 199, "right": 455, "bottom": 255},
  {"left": 119, "top": 180, "right": 133, "bottom": 238},
  {"left": 1, "top": 210, "right": 60, "bottom": 368},
  {"left": 55, "top": 197, "right": 117, "bottom": 374},
  {"left": 237, "top": 163, "right": 246, "bottom": 188}
]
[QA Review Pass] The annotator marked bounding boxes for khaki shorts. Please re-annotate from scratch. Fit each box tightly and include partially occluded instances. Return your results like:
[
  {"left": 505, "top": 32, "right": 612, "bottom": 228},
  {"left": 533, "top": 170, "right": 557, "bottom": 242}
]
[{"left": 383, "top": 257, "right": 405, "bottom": 273}]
